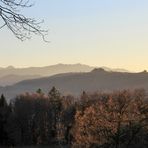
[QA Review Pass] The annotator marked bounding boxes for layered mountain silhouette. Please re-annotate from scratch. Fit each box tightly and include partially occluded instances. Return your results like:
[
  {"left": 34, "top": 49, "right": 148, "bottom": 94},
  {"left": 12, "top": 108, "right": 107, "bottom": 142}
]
[
  {"left": 0, "top": 64, "right": 129, "bottom": 86},
  {"left": 0, "top": 75, "right": 41, "bottom": 86},
  {"left": 0, "top": 64, "right": 93, "bottom": 77},
  {"left": 0, "top": 64, "right": 93, "bottom": 86},
  {"left": 0, "top": 68, "right": 148, "bottom": 101}
]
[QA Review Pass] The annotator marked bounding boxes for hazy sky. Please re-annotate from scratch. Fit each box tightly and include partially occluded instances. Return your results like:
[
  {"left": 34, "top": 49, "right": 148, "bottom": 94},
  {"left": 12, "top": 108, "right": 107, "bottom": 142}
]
[{"left": 0, "top": 0, "right": 148, "bottom": 71}]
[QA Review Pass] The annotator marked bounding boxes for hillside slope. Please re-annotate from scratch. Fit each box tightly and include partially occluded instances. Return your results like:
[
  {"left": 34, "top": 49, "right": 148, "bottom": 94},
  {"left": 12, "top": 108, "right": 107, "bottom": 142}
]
[{"left": 0, "top": 69, "right": 148, "bottom": 101}]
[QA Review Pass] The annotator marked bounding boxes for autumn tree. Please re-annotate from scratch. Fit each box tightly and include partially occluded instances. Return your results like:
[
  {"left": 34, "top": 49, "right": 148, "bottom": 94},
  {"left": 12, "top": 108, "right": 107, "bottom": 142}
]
[
  {"left": 1, "top": 88, "right": 147, "bottom": 147},
  {"left": 72, "top": 90, "right": 148, "bottom": 148}
]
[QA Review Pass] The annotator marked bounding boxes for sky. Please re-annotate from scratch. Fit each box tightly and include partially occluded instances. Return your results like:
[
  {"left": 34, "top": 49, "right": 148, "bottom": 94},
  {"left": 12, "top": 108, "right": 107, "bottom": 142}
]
[{"left": 0, "top": 0, "right": 148, "bottom": 72}]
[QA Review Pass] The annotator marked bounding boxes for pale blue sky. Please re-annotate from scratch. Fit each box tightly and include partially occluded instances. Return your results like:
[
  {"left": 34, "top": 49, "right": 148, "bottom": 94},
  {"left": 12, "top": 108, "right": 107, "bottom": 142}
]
[{"left": 0, "top": 0, "right": 148, "bottom": 71}]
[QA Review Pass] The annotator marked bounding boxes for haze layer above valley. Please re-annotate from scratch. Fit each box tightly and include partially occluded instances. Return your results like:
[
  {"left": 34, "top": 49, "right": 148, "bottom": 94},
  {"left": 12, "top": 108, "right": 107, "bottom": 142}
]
[{"left": 0, "top": 63, "right": 129, "bottom": 86}]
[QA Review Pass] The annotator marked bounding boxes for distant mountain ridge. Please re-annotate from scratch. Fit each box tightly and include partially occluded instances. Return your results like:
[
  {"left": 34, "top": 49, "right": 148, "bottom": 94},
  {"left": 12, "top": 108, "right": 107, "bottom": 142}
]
[
  {"left": 0, "top": 64, "right": 129, "bottom": 86},
  {"left": 0, "top": 64, "right": 94, "bottom": 77},
  {"left": 0, "top": 64, "right": 94, "bottom": 86},
  {"left": 0, "top": 75, "right": 41, "bottom": 86},
  {"left": 1, "top": 68, "right": 148, "bottom": 101},
  {"left": 0, "top": 64, "right": 130, "bottom": 76}
]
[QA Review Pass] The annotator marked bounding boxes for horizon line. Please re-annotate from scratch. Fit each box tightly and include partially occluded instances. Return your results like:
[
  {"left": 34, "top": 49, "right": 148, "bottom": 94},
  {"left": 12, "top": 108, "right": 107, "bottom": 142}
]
[{"left": 0, "top": 63, "right": 147, "bottom": 73}]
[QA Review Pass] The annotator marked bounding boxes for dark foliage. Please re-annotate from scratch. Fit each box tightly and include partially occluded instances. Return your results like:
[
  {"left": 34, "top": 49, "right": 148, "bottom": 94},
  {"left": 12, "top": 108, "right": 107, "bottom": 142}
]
[{"left": 0, "top": 88, "right": 147, "bottom": 147}]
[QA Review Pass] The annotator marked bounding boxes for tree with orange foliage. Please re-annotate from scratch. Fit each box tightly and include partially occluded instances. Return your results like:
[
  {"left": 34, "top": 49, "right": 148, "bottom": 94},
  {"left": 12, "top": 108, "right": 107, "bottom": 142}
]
[{"left": 72, "top": 90, "right": 148, "bottom": 148}]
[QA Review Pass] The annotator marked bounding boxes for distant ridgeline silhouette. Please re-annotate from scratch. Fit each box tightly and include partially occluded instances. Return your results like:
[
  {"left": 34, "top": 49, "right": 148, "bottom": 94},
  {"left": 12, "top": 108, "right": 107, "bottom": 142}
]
[
  {"left": 0, "top": 67, "right": 148, "bottom": 101},
  {"left": 91, "top": 68, "right": 106, "bottom": 73}
]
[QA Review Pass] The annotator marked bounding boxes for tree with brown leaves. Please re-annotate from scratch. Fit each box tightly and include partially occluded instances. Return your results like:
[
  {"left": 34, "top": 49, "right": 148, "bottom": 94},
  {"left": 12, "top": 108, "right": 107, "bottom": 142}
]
[{"left": 72, "top": 90, "right": 148, "bottom": 148}]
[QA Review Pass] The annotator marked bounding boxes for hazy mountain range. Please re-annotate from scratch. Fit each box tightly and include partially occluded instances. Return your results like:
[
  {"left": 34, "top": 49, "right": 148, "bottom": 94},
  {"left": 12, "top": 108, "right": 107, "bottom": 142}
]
[
  {"left": 0, "top": 68, "right": 148, "bottom": 101},
  {"left": 0, "top": 64, "right": 129, "bottom": 86},
  {"left": 0, "top": 75, "right": 41, "bottom": 86},
  {"left": 0, "top": 64, "right": 92, "bottom": 86},
  {"left": 0, "top": 64, "right": 93, "bottom": 77}
]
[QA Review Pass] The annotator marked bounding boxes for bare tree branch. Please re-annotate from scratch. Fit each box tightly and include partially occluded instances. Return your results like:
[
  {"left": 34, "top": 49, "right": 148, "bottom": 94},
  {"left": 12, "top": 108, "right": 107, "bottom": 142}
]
[{"left": 0, "top": 0, "right": 48, "bottom": 41}]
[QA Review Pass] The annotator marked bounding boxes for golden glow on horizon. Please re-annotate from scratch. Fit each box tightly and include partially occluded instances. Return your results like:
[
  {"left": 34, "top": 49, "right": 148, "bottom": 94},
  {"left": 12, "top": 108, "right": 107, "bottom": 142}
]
[{"left": 0, "top": 0, "right": 148, "bottom": 72}]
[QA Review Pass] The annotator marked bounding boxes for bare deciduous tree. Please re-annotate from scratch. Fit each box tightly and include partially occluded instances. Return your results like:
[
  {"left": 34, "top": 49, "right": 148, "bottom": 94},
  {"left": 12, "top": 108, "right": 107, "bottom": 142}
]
[{"left": 0, "top": 0, "right": 47, "bottom": 41}]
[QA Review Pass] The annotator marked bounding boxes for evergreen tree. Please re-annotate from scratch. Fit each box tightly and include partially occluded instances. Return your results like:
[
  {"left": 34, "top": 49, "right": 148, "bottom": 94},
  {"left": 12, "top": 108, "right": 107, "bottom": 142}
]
[
  {"left": 48, "top": 87, "right": 62, "bottom": 141},
  {"left": 36, "top": 88, "right": 44, "bottom": 95},
  {"left": 0, "top": 94, "right": 9, "bottom": 145},
  {"left": 0, "top": 94, "right": 7, "bottom": 107}
]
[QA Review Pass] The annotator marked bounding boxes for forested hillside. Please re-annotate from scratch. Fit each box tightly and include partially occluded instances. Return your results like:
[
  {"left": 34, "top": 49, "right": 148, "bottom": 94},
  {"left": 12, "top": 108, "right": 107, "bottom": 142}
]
[{"left": 0, "top": 88, "right": 148, "bottom": 147}]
